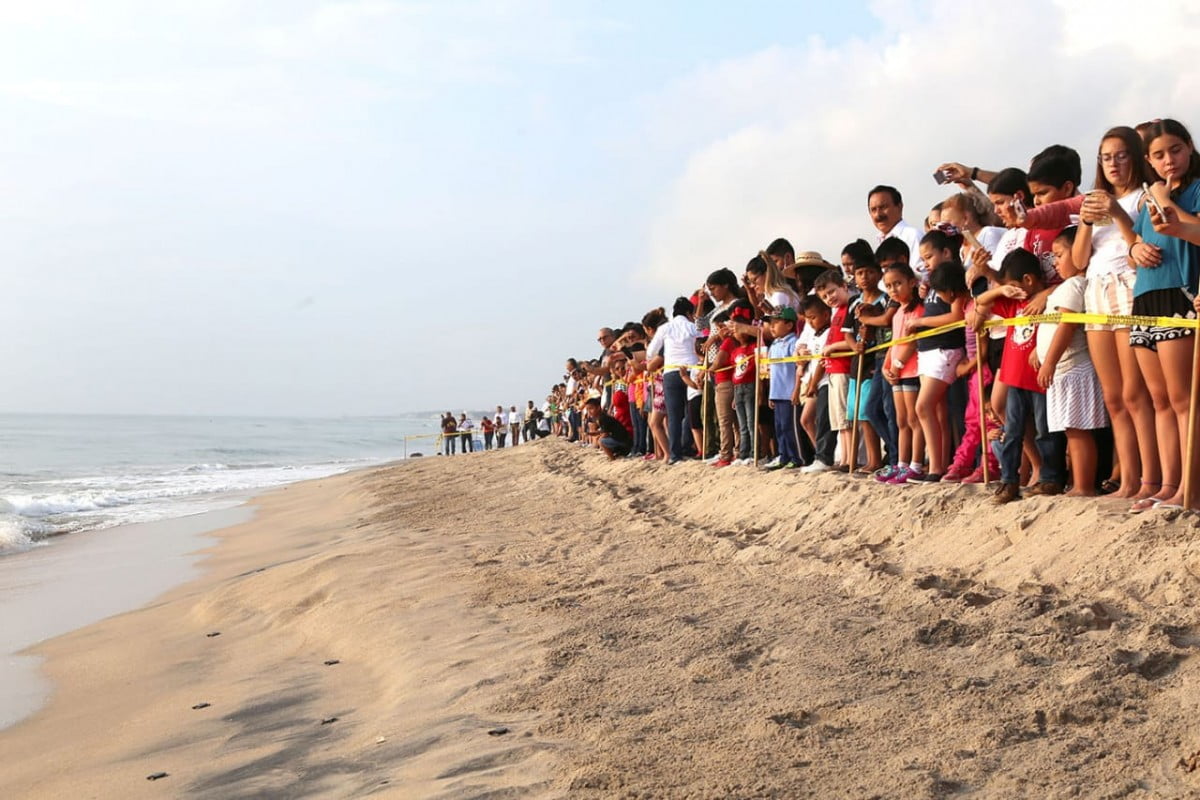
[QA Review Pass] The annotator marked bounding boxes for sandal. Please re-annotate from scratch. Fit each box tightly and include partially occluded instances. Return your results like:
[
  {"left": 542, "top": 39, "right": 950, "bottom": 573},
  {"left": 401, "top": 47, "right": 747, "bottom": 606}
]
[{"left": 1099, "top": 479, "right": 1120, "bottom": 495}]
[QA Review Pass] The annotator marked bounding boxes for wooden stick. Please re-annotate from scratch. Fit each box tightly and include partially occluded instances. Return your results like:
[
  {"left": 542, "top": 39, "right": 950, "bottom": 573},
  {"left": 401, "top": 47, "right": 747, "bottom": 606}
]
[
  {"left": 753, "top": 326, "right": 763, "bottom": 467},
  {"left": 848, "top": 337, "right": 865, "bottom": 474},
  {"left": 701, "top": 349, "right": 711, "bottom": 460},
  {"left": 1183, "top": 321, "right": 1200, "bottom": 508},
  {"left": 976, "top": 331, "right": 990, "bottom": 486}
]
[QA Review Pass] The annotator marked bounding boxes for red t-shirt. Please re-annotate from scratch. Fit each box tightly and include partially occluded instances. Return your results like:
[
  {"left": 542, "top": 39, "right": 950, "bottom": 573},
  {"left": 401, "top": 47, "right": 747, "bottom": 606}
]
[
  {"left": 714, "top": 337, "right": 737, "bottom": 384},
  {"left": 1024, "top": 228, "right": 1064, "bottom": 287},
  {"left": 610, "top": 388, "right": 633, "bottom": 432},
  {"left": 731, "top": 344, "right": 756, "bottom": 386},
  {"left": 993, "top": 296, "right": 1041, "bottom": 392},
  {"left": 823, "top": 305, "right": 852, "bottom": 375}
]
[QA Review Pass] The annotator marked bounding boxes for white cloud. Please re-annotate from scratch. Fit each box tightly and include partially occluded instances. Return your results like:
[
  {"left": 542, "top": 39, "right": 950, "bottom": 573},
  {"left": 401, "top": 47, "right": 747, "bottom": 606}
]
[{"left": 636, "top": 0, "right": 1200, "bottom": 290}]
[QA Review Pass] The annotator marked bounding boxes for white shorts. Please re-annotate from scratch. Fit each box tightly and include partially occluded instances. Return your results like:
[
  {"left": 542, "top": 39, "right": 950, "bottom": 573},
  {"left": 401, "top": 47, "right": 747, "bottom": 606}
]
[
  {"left": 1084, "top": 271, "right": 1136, "bottom": 331},
  {"left": 827, "top": 373, "right": 850, "bottom": 431},
  {"left": 917, "top": 347, "right": 965, "bottom": 384}
]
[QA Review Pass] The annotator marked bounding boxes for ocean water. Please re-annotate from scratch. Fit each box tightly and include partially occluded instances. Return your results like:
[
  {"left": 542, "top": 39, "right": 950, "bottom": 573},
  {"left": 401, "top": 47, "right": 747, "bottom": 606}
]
[{"left": 0, "top": 414, "right": 445, "bottom": 555}]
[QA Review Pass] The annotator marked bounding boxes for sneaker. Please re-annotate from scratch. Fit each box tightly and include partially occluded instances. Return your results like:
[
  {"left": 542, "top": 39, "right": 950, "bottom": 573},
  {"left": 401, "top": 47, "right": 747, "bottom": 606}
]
[
  {"left": 960, "top": 466, "right": 992, "bottom": 484},
  {"left": 711, "top": 459, "right": 732, "bottom": 468},
  {"left": 762, "top": 456, "right": 781, "bottom": 469},
  {"left": 704, "top": 454, "right": 722, "bottom": 464},
  {"left": 800, "top": 459, "right": 832, "bottom": 474},
  {"left": 873, "top": 464, "right": 899, "bottom": 482},
  {"left": 941, "top": 464, "right": 969, "bottom": 482},
  {"left": 992, "top": 482, "right": 1021, "bottom": 504},
  {"left": 887, "top": 466, "right": 924, "bottom": 485}
]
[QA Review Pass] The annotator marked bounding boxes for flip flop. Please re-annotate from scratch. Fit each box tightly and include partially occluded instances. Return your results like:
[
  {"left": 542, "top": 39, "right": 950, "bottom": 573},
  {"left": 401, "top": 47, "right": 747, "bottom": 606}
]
[{"left": 1130, "top": 497, "right": 1160, "bottom": 513}]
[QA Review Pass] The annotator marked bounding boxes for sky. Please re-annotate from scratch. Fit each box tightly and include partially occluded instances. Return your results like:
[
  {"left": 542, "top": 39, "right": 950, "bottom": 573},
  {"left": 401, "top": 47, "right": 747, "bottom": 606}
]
[{"left": 2, "top": 0, "right": 1198, "bottom": 416}]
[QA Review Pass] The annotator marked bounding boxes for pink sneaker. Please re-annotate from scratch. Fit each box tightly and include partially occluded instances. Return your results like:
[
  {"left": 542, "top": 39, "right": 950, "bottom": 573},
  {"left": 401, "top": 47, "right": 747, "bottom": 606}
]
[
  {"left": 886, "top": 466, "right": 920, "bottom": 485},
  {"left": 942, "top": 464, "right": 969, "bottom": 482},
  {"left": 961, "top": 466, "right": 986, "bottom": 484}
]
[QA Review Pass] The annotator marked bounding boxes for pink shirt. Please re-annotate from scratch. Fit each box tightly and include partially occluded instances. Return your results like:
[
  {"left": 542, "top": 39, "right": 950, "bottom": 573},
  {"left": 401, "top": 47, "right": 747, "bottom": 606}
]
[{"left": 889, "top": 303, "right": 924, "bottom": 379}]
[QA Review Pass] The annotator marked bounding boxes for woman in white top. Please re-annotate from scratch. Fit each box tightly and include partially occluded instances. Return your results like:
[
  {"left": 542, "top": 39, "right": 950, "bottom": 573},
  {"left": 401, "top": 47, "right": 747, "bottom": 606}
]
[
  {"left": 646, "top": 296, "right": 700, "bottom": 463},
  {"left": 744, "top": 253, "right": 801, "bottom": 318},
  {"left": 1073, "top": 125, "right": 1156, "bottom": 501}
]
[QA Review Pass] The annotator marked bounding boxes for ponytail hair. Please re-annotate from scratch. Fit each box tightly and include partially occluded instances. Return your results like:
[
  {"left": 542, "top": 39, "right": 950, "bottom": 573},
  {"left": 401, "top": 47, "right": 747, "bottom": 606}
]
[{"left": 642, "top": 307, "right": 667, "bottom": 333}]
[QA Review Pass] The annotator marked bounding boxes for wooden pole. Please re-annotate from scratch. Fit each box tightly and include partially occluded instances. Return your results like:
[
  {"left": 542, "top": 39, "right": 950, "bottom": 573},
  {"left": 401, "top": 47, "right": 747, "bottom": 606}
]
[
  {"left": 701, "top": 348, "right": 711, "bottom": 460},
  {"left": 848, "top": 340, "right": 865, "bottom": 474},
  {"left": 753, "top": 326, "right": 763, "bottom": 467},
  {"left": 1183, "top": 319, "right": 1200, "bottom": 509},
  {"left": 976, "top": 331, "right": 990, "bottom": 486}
]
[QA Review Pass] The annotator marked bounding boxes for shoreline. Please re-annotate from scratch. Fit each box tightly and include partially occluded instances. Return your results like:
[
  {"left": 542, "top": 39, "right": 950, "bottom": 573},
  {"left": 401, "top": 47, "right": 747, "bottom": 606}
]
[
  {"left": 0, "top": 504, "right": 255, "bottom": 731},
  {"left": 2, "top": 440, "right": 1200, "bottom": 796}
]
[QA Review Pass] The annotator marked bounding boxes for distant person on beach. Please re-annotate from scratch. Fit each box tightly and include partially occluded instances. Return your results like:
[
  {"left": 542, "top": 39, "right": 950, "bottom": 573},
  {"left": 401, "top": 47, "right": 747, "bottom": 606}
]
[
  {"left": 459, "top": 413, "right": 474, "bottom": 453},
  {"left": 509, "top": 405, "right": 521, "bottom": 445},
  {"left": 441, "top": 413, "right": 458, "bottom": 455},
  {"left": 481, "top": 414, "right": 494, "bottom": 450},
  {"left": 524, "top": 400, "right": 537, "bottom": 441},
  {"left": 583, "top": 397, "right": 633, "bottom": 459},
  {"left": 495, "top": 406, "right": 508, "bottom": 447}
]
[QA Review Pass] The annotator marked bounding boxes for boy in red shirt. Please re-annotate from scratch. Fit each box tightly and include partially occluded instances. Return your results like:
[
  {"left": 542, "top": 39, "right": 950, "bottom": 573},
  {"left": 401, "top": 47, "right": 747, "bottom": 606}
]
[
  {"left": 973, "top": 249, "right": 1065, "bottom": 503},
  {"left": 810, "top": 269, "right": 853, "bottom": 473}
]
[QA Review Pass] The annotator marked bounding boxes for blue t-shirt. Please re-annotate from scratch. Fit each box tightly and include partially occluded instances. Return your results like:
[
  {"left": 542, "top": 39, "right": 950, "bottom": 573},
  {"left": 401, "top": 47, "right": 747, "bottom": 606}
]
[
  {"left": 1133, "top": 180, "right": 1200, "bottom": 297},
  {"left": 768, "top": 332, "right": 798, "bottom": 401}
]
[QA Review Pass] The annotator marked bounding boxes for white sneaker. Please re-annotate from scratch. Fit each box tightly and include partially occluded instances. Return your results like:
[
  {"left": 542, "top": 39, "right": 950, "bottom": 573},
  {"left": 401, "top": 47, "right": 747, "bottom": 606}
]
[
  {"left": 762, "top": 456, "right": 781, "bottom": 469},
  {"left": 705, "top": 454, "right": 721, "bottom": 464},
  {"left": 801, "top": 459, "right": 831, "bottom": 474}
]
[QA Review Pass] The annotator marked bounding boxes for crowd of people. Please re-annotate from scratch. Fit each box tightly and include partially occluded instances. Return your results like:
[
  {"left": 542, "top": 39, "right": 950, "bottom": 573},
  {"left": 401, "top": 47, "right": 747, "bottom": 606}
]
[
  {"left": 438, "top": 404, "right": 556, "bottom": 454},
  {"left": 537, "top": 118, "right": 1200, "bottom": 511}
]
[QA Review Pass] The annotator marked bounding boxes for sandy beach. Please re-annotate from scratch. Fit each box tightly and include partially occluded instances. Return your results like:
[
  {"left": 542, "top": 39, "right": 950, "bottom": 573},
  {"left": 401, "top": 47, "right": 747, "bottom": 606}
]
[{"left": 3, "top": 440, "right": 1200, "bottom": 798}]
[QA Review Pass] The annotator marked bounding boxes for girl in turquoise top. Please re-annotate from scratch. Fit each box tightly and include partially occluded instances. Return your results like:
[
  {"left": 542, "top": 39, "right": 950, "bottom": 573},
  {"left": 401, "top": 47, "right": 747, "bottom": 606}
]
[{"left": 1127, "top": 119, "right": 1200, "bottom": 511}]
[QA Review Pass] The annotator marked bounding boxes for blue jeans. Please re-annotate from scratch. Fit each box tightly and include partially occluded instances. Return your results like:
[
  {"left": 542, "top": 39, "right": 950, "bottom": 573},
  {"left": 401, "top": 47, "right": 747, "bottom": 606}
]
[
  {"left": 772, "top": 399, "right": 802, "bottom": 465},
  {"left": 867, "top": 364, "right": 899, "bottom": 466},
  {"left": 1000, "top": 387, "right": 1065, "bottom": 485},
  {"left": 630, "top": 404, "right": 647, "bottom": 455},
  {"left": 662, "top": 371, "right": 689, "bottom": 461},
  {"left": 733, "top": 383, "right": 755, "bottom": 460},
  {"left": 444, "top": 435, "right": 456, "bottom": 455}
]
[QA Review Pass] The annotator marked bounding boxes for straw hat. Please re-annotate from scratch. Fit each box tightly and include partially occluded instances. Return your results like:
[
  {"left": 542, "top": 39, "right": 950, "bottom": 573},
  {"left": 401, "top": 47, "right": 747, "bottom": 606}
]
[{"left": 794, "top": 251, "right": 836, "bottom": 270}]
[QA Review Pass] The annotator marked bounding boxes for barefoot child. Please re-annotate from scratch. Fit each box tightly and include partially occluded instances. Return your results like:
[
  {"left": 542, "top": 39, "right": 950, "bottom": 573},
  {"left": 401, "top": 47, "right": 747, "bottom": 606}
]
[
  {"left": 1034, "top": 227, "right": 1109, "bottom": 496},
  {"left": 907, "top": 228, "right": 969, "bottom": 481}
]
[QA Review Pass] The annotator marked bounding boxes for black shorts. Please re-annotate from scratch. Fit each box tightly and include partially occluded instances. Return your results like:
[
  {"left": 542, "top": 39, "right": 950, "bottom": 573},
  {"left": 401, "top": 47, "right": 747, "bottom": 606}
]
[
  {"left": 687, "top": 395, "right": 703, "bottom": 431},
  {"left": 1129, "top": 287, "right": 1196, "bottom": 350}
]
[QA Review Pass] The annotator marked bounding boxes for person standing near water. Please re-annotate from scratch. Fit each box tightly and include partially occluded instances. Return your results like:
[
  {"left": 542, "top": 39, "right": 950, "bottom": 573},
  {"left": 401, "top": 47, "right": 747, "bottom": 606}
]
[{"left": 441, "top": 412, "right": 458, "bottom": 455}]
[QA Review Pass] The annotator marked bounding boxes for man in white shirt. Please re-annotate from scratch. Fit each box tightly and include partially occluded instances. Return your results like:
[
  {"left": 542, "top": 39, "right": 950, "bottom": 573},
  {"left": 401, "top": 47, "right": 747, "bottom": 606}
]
[
  {"left": 868, "top": 185, "right": 925, "bottom": 276},
  {"left": 646, "top": 299, "right": 700, "bottom": 464},
  {"left": 509, "top": 405, "right": 521, "bottom": 446},
  {"left": 459, "top": 413, "right": 476, "bottom": 452}
]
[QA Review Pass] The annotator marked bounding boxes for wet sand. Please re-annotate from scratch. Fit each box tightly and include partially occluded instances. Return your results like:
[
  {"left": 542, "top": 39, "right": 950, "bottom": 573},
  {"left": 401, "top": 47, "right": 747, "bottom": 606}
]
[{"left": 3, "top": 441, "right": 1200, "bottom": 798}]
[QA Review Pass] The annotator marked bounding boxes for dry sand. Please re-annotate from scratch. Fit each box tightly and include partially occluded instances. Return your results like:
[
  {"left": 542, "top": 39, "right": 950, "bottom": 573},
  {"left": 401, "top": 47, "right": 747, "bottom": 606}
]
[{"left": 3, "top": 440, "right": 1200, "bottom": 798}]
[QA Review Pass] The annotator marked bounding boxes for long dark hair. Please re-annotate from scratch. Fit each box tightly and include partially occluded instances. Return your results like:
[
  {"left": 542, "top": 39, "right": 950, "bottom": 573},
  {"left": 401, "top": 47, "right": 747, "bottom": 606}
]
[{"left": 1142, "top": 118, "right": 1200, "bottom": 195}]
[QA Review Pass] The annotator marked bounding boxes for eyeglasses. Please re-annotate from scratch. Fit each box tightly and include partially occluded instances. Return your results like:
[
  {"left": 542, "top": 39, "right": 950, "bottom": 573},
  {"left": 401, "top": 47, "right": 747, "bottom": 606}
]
[{"left": 1098, "top": 152, "right": 1130, "bottom": 164}]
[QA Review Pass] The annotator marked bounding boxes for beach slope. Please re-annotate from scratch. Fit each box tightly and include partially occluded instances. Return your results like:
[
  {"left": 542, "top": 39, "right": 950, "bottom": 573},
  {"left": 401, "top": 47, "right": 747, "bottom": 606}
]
[{"left": 3, "top": 440, "right": 1200, "bottom": 798}]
